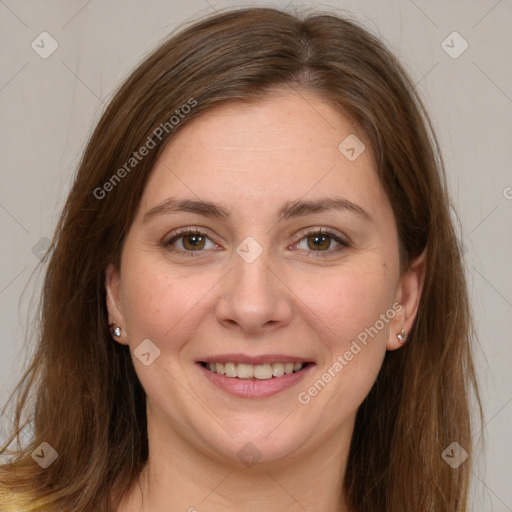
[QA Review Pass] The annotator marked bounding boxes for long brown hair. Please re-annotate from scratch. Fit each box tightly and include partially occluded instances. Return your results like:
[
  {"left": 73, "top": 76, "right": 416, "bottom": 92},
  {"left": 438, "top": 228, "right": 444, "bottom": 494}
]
[{"left": 0, "top": 6, "right": 482, "bottom": 511}]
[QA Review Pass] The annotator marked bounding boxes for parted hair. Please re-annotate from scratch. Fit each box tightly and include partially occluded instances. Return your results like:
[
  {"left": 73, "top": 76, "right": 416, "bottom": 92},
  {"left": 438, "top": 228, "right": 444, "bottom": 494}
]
[{"left": 0, "top": 6, "right": 481, "bottom": 512}]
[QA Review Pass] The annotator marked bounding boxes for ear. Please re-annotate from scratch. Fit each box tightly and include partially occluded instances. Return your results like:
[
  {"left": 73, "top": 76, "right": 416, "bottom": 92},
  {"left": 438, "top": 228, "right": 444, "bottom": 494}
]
[
  {"left": 105, "top": 262, "right": 128, "bottom": 346},
  {"left": 386, "top": 248, "right": 427, "bottom": 351}
]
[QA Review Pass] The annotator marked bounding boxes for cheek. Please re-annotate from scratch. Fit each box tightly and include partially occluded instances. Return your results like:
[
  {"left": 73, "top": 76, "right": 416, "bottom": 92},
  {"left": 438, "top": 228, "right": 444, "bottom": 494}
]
[
  {"left": 291, "top": 261, "right": 397, "bottom": 435},
  {"left": 301, "top": 260, "right": 395, "bottom": 348},
  {"left": 298, "top": 271, "right": 392, "bottom": 416},
  {"left": 120, "top": 257, "right": 200, "bottom": 345}
]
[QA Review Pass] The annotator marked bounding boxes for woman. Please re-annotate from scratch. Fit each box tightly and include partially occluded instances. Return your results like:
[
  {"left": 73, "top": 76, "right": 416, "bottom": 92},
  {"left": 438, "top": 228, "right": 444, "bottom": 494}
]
[{"left": 0, "top": 6, "right": 481, "bottom": 512}]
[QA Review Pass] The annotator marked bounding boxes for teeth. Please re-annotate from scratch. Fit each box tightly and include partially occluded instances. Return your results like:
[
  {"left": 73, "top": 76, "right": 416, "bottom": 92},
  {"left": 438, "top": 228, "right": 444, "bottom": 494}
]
[
  {"left": 284, "top": 363, "right": 294, "bottom": 375},
  {"left": 237, "top": 363, "right": 254, "bottom": 379},
  {"left": 254, "top": 364, "right": 273, "bottom": 380},
  {"left": 272, "top": 363, "right": 284, "bottom": 377},
  {"left": 204, "top": 361, "right": 306, "bottom": 380},
  {"left": 224, "top": 362, "right": 237, "bottom": 378}
]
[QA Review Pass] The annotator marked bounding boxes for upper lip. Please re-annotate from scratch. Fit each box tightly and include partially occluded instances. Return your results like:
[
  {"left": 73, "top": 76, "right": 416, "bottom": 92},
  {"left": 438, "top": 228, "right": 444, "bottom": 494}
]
[{"left": 196, "top": 354, "right": 315, "bottom": 365}]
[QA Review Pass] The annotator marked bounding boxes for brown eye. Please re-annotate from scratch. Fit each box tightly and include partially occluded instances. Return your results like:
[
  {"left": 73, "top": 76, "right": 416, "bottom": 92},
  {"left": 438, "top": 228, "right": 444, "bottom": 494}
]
[
  {"left": 181, "top": 233, "right": 206, "bottom": 250},
  {"left": 306, "top": 234, "right": 332, "bottom": 251},
  {"left": 294, "top": 229, "right": 349, "bottom": 256},
  {"left": 165, "top": 228, "right": 218, "bottom": 256}
]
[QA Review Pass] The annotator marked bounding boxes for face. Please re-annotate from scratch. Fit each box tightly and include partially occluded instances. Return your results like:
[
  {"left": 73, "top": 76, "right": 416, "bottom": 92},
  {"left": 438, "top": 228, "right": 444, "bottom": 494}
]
[{"left": 106, "top": 89, "right": 425, "bottom": 467}]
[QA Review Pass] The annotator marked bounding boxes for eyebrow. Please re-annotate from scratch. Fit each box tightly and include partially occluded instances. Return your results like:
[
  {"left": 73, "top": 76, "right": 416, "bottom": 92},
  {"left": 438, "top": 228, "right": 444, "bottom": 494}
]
[{"left": 142, "top": 197, "right": 373, "bottom": 224}]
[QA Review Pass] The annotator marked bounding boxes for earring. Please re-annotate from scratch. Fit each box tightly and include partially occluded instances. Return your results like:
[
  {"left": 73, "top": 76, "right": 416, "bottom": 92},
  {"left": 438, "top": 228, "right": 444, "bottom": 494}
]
[
  {"left": 109, "top": 322, "right": 121, "bottom": 338},
  {"left": 397, "top": 328, "right": 408, "bottom": 344}
]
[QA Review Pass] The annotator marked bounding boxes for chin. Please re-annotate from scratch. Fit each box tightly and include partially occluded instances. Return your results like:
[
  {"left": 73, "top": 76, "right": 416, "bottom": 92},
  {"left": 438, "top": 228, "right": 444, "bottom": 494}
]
[{"left": 196, "top": 414, "right": 314, "bottom": 468}]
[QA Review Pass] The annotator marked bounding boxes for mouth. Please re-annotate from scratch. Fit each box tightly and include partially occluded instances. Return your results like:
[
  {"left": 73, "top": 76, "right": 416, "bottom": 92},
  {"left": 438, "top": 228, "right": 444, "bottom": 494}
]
[
  {"left": 198, "top": 361, "right": 313, "bottom": 380},
  {"left": 196, "top": 357, "right": 316, "bottom": 398}
]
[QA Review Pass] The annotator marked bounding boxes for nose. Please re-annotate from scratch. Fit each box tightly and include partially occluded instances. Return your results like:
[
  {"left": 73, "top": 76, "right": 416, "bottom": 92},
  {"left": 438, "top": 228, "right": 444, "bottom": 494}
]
[{"left": 215, "top": 247, "right": 293, "bottom": 335}]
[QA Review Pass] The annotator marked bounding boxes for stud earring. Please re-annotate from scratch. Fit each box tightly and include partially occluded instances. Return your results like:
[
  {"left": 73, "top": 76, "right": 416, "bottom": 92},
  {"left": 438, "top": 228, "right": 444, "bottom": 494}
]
[
  {"left": 109, "top": 322, "right": 121, "bottom": 338},
  {"left": 397, "top": 328, "right": 408, "bottom": 344}
]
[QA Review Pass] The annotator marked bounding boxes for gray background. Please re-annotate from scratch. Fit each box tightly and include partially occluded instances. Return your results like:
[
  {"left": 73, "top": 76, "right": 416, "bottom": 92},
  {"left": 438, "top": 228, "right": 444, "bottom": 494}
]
[{"left": 0, "top": 0, "right": 511, "bottom": 509}]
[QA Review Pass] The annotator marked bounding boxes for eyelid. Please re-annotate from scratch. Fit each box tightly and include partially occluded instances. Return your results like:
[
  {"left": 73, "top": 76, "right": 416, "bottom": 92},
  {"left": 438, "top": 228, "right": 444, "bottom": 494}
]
[
  {"left": 164, "top": 226, "right": 218, "bottom": 245},
  {"left": 295, "top": 226, "right": 351, "bottom": 244},
  {"left": 289, "top": 227, "right": 350, "bottom": 256},
  {"left": 162, "top": 226, "right": 219, "bottom": 256},
  {"left": 164, "top": 225, "right": 350, "bottom": 257}
]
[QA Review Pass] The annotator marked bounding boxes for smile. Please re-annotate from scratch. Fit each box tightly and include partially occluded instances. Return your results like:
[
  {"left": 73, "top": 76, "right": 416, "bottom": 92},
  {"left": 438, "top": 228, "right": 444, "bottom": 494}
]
[
  {"left": 197, "top": 360, "right": 315, "bottom": 398},
  {"left": 200, "top": 361, "right": 308, "bottom": 380}
]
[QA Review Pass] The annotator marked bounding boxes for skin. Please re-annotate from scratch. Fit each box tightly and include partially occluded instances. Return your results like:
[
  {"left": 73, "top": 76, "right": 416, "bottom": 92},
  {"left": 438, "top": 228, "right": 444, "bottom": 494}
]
[{"left": 106, "top": 89, "right": 426, "bottom": 512}]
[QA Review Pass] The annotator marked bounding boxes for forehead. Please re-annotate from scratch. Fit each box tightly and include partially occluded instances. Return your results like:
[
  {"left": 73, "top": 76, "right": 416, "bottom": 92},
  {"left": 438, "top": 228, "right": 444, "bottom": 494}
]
[
  {"left": 136, "top": 91, "right": 390, "bottom": 225},
  {"left": 170, "top": 90, "right": 365, "bottom": 156}
]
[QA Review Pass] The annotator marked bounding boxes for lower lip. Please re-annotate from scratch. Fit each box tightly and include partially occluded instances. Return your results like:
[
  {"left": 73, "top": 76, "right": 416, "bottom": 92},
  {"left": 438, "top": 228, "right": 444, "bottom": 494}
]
[{"left": 197, "top": 363, "right": 314, "bottom": 398}]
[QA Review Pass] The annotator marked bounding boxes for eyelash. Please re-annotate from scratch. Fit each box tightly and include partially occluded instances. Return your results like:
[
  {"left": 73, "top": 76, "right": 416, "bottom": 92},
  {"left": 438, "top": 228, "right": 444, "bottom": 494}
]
[{"left": 164, "top": 227, "right": 350, "bottom": 258}]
